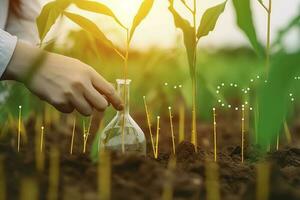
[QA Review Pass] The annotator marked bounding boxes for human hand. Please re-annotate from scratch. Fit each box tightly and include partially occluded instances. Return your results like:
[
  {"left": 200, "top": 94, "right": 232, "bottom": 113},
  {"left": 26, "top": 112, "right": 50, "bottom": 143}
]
[{"left": 3, "top": 41, "right": 123, "bottom": 115}]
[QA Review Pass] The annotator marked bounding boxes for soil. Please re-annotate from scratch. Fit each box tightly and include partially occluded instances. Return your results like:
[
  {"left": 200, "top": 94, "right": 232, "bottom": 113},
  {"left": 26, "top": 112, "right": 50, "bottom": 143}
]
[{"left": 1, "top": 112, "right": 300, "bottom": 200}]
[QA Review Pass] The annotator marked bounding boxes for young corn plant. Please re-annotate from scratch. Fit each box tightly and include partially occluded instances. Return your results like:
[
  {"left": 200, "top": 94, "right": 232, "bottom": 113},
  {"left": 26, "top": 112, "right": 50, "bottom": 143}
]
[
  {"left": 37, "top": 0, "right": 155, "bottom": 154},
  {"left": 168, "top": 0, "right": 227, "bottom": 151}
]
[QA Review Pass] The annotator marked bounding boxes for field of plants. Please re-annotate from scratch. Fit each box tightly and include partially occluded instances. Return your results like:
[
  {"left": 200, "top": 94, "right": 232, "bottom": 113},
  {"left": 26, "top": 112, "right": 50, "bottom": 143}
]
[{"left": 1, "top": 0, "right": 300, "bottom": 199}]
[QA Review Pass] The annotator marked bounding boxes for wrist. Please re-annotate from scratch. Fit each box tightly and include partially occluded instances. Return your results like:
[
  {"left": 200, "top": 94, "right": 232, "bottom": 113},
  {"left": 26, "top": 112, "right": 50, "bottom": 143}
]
[{"left": 2, "top": 41, "right": 45, "bottom": 82}]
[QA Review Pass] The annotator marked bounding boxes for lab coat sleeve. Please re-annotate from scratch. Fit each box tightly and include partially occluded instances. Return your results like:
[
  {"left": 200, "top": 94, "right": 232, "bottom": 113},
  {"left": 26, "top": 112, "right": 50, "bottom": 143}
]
[{"left": 0, "top": 28, "right": 17, "bottom": 78}]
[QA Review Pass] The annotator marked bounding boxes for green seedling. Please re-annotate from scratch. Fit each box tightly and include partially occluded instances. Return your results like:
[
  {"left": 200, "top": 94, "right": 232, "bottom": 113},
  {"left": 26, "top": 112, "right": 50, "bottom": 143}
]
[
  {"left": 98, "top": 149, "right": 111, "bottom": 200},
  {"left": 213, "top": 108, "right": 217, "bottom": 162},
  {"left": 241, "top": 107, "right": 245, "bottom": 163},
  {"left": 40, "top": 126, "right": 45, "bottom": 153},
  {"left": 168, "top": 0, "right": 227, "bottom": 152},
  {"left": 47, "top": 146, "right": 60, "bottom": 200},
  {"left": 178, "top": 103, "right": 185, "bottom": 143},
  {"left": 162, "top": 156, "right": 176, "bottom": 200},
  {"left": 83, "top": 117, "right": 92, "bottom": 154},
  {"left": 168, "top": 107, "right": 176, "bottom": 155},
  {"left": 70, "top": 117, "right": 76, "bottom": 155},
  {"left": 143, "top": 96, "right": 155, "bottom": 157},
  {"left": 155, "top": 116, "right": 160, "bottom": 159},
  {"left": 17, "top": 105, "right": 22, "bottom": 152},
  {"left": 35, "top": 118, "right": 45, "bottom": 172}
]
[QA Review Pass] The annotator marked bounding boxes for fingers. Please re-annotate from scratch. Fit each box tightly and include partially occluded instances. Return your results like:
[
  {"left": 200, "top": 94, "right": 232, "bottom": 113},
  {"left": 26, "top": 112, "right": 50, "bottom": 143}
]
[
  {"left": 67, "top": 90, "right": 93, "bottom": 116},
  {"left": 89, "top": 69, "right": 124, "bottom": 110},
  {"left": 84, "top": 84, "right": 109, "bottom": 112}
]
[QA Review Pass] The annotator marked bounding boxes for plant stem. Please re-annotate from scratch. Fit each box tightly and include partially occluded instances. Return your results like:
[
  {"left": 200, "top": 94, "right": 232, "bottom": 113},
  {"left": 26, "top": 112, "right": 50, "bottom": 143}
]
[
  {"left": 121, "top": 29, "right": 130, "bottom": 153},
  {"left": 191, "top": 0, "right": 198, "bottom": 152},
  {"left": 143, "top": 96, "right": 155, "bottom": 156},
  {"left": 168, "top": 107, "right": 176, "bottom": 155},
  {"left": 70, "top": 117, "right": 76, "bottom": 155},
  {"left": 266, "top": 0, "right": 272, "bottom": 76}
]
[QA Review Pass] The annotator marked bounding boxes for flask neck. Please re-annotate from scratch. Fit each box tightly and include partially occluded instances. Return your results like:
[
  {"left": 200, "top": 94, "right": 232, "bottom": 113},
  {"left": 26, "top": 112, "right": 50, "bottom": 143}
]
[{"left": 116, "top": 79, "right": 130, "bottom": 115}]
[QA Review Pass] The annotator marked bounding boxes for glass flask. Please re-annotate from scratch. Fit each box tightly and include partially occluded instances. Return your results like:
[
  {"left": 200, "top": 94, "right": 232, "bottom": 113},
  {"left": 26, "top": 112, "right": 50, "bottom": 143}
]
[{"left": 98, "top": 79, "right": 146, "bottom": 155}]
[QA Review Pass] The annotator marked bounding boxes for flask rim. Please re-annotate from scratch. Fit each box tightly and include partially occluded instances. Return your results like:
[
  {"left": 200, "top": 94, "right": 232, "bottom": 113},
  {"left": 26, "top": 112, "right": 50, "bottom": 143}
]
[{"left": 116, "top": 79, "right": 131, "bottom": 85}]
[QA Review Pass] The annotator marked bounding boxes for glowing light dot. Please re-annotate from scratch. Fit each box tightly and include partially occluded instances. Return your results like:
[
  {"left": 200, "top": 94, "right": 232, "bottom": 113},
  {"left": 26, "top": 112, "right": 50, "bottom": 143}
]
[
  {"left": 242, "top": 108, "right": 245, "bottom": 111},
  {"left": 295, "top": 77, "right": 298, "bottom": 80},
  {"left": 168, "top": 106, "right": 171, "bottom": 110},
  {"left": 18, "top": 105, "right": 22, "bottom": 109},
  {"left": 264, "top": 80, "right": 268, "bottom": 83},
  {"left": 164, "top": 82, "right": 168, "bottom": 86},
  {"left": 216, "top": 90, "right": 219, "bottom": 94},
  {"left": 245, "top": 101, "right": 248, "bottom": 105},
  {"left": 217, "top": 86, "right": 220, "bottom": 89},
  {"left": 228, "top": 105, "right": 232, "bottom": 108},
  {"left": 218, "top": 99, "right": 221, "bottom": 103},
  {"left": 250, "top": 107, "right": 253, "bottom": 110},
  {"left": 157, "top": 116, "right": 160, "bottom": 119},
  {"left": 221, "top": 103, "right": 225, "bottom": 107},
  {"left": 242, "top": 104, "right": 245, "bottom": 108},
  {"left": 244, "top": 91, "right": 248, "bottom": 94},
  {"left": 230, "top": 83, "right": 233, "bottom": 86},
  {"left": 234, "top": 84, "right": 238, "bottom": 87},
  {"left": 247, "top": 88, "right": 250, "bottom": 91},
  {"left": 179, "top": 85, "right": 182, "bottom": 88},
  {"left": 235, "top": 107, "right": 239, "bottom": 110},
  {"left": 242, "top": 89, "right": 244, "bottom": 92},
  {"left": 256, "top": 75, "right": 260, "bottom": 79},
  {"left": 41, "top": 126, "right": 44, "bottom": 130},
  {"left": 221, "top": 83, "right": 225, "bottom": 86},
  {"left": 213, "top": 107, "right": 216, "bottom": 111},
  {"left": 291, "top": 98, "right": 295, "bottom": 101},
  {"left": 289, "top": 93, "right": 293, "bottom": 97},
  {"left": 174, "top": 86, "right": 177, "bottom": 89},
  {"left": 250, "top": 79, "right": 254, "bottom": 82},
  {"left": 242, "top": 118, "right": 245, "bottom": 121}
]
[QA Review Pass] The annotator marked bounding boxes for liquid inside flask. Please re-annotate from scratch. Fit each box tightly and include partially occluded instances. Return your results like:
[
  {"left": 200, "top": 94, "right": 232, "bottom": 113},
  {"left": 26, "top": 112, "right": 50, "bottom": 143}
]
[{"left": 98, "top": 79, "right": 146, "bottom": 155}]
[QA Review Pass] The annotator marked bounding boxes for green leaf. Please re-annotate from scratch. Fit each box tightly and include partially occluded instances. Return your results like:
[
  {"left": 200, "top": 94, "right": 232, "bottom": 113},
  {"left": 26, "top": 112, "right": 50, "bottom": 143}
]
[
  {"left": 63, "top": 11, "right": 116, "bottom": 50},
  {"left": 257, "top": 51, "right": 300, "bottom": 152},
  {"left": 129, "top": 0, "right": 155, "bottom": 42},
  {"left": 36, "top": 0, "right": 70, "bottom": 42},
  {"left": 71, "top": 0, "right": 126, "bottom": 29},
  {"left": 232, "top": 0, "right": 264, "bottom": 57},
  {"left": 168, "top": 0, "right": 195, "bottom": 77},
  {"left": 197, "top": 1, "right": 227, "bottom": 39}
]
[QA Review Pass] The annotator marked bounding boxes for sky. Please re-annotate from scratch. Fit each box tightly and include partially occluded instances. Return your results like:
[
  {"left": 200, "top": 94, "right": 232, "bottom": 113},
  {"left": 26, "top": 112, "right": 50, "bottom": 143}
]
[{"left": 42, "top": 0, "right": 300, "bottom": 51}]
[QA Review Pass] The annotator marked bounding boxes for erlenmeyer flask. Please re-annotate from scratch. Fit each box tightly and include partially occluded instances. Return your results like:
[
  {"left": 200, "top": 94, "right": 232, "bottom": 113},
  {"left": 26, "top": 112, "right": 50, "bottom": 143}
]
[{"left": 98, "top": 79, "right": 146, "bottom": 155}]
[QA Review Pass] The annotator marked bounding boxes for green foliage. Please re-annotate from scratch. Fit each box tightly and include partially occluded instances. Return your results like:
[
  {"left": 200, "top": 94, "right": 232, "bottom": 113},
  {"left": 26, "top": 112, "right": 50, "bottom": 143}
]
[
  {"left": 168, "top": 0, "right": 194, "bottom": 76},
  {"left": 63, "top": 12, "right": 116, "bottom": 50},
  {"left": 197, "top": 1, "right": 227, "bottom": 39},
  {"left": 71, "top": 0, "right": 126, "bottom": 29},
  {"left": 257, "top": 51, "right": 300, "bottom": 152},
  {"left": 232, "top": 0, "right": 264, "bottom": 57},
  {"left": 36, "top": 0, "right": 70, "bottom": 43},
  {"left": 129, "top": 0, "right": 155, "bottom": 41}
]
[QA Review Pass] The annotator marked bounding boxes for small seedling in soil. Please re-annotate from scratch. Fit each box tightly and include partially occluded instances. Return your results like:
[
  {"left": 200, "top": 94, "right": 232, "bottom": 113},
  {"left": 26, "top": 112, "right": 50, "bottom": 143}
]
[
  {"left": 276, "top": 133, "right": 279, "bottom": 151},
  {"left": 143, "top": 96, "right": 155, "bottom": 156},
  {"left": 17, "top": 105, "right": 22, "bottom": 152},
  {"left": 213, "top": 108, "right": 217, "bottom": 162},
  {"left": 241, "top": 107, "right": 245, "bottom": 163},
  {"left": 0, "top": 156, "right": 6, "bottom": 200},
  {"left": 162, "top": 155, "right": 176, "bottom": 200},
  {"left": 168, "top": 0, "right": 227, "bottom": 152},
  {"left": 205, "top": 161, "right": 220, "bottom": 200},
  {"left": 70, "top": 117, "right": 76, "bottom": 155},
  {"left": 40, "top": 126, "right": 45, "bottom": 153},
  {"left": 20, "top": 177, "right": 38, "bottom": 200},
  {"left": 98, "top": 149, "right": 111, "bottom": 200},
  {"left": 83, "top": 117, "right": 92, "bottom": 154},
  {"left": 47, "top": 146, "right": 60, "bottom": 200},
  {"left": 155, "top": 116, "right": 161, "bottom": 159},
  {"left": 256, "top": 162, "right": 270, "bottom": 200},
  {"left": 178, "top": 103, "right": 185, "bottom": 143},
  {"left": 168, "top": 106, "right": 176, "bottom": 155},
  {"left": 35, "top": 118, "right": 44, "bottom": 172}
]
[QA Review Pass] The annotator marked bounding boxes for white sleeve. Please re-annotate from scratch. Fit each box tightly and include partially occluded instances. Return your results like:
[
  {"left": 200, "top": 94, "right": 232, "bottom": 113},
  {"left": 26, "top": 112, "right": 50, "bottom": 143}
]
[{"left": 0, "top": 29, "right": 17, "bottom": 77}]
